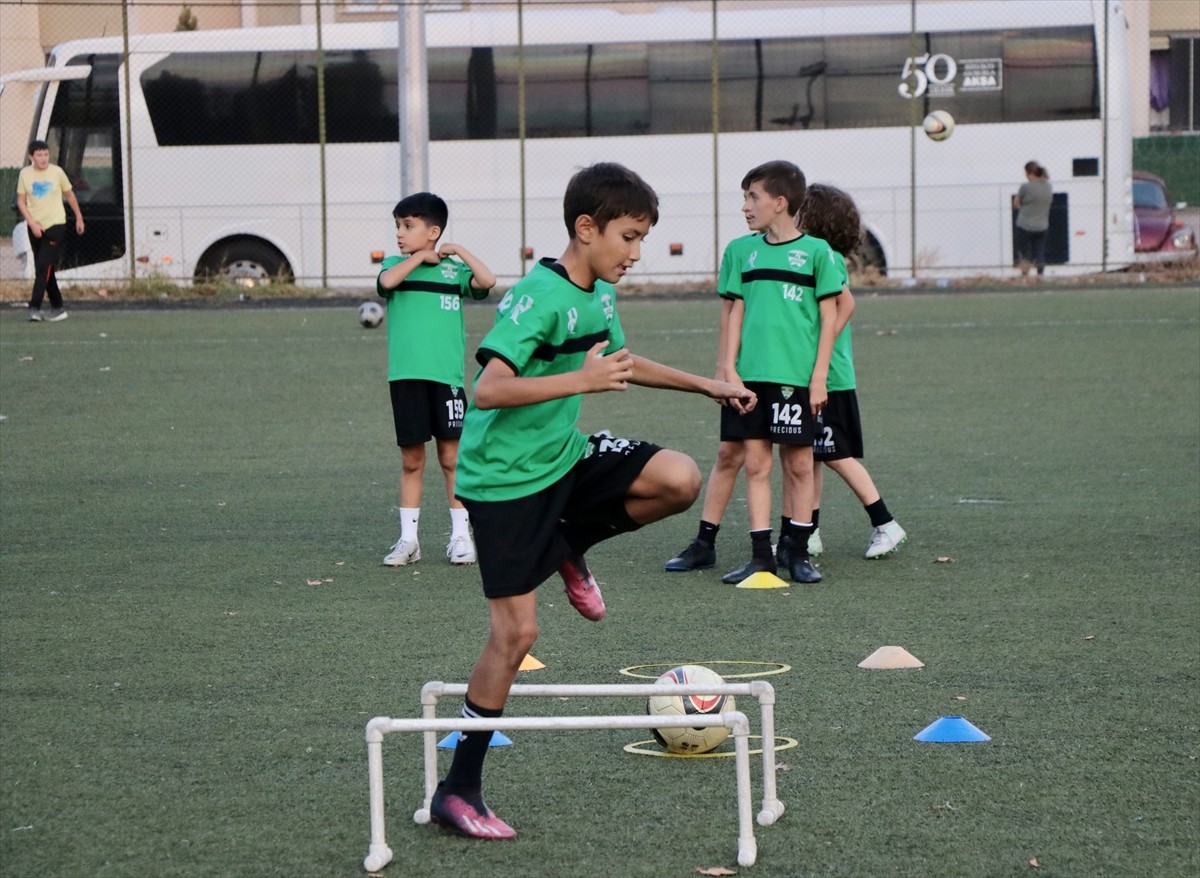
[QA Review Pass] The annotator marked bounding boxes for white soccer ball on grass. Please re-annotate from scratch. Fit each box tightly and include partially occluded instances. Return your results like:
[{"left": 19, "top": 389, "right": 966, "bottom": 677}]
[
  {"left": 358, "top": 300, "right": 384, "bottom": 328},
  {"left": 647, "top": 664, "right": 736, "bottom": 754}
]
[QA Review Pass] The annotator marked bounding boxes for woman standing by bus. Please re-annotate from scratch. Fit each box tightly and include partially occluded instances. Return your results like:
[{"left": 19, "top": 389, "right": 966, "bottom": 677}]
[{"left": 1014, "top": 160, "right": 1052, "bottom": 280}]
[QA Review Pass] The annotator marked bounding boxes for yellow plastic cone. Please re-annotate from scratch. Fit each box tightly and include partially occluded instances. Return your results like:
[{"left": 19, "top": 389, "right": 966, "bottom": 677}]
[
  {"left": 858, "top": 646, "right": 925, "bottom": 669},
  {"left": 518, "top": 653, "right": 546, "bottom": 671},
  {"left": 735, "top": 571, "right": 790, "bottom": 589}
]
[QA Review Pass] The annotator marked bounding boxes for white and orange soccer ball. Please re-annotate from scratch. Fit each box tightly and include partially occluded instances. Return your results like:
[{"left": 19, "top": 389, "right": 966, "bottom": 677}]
[
  {"left": 923, "top": 110, "right": 955, "bottom": 142},
  {"left": 647, "top": 665, "right": 736, "bottom": 754}
]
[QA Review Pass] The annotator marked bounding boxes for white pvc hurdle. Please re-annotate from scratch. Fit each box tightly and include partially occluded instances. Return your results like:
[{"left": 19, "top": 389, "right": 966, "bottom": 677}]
[
  {"left": 364, "top": 712, "right": 755, "bottom": 872},
  {"left": 363, "top": 680, "right": 787, "bottom": 873},
  {"left": 418, "top": 681, "right": 786, "bottom": 826}
]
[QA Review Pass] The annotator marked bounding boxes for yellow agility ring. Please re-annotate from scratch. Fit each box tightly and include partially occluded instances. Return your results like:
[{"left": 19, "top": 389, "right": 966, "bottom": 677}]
[
  {"left": 618, "top": 660, "right": 792, "bottom": 680},
  {"left": 623, "top": 735, "right": 799, "bottom": 758}
]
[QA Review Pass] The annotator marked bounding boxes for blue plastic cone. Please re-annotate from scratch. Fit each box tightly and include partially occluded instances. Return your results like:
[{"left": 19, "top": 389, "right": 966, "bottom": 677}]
[
  {"left": 437, "top": 730, "right": 513, "bottom": 749},
  {"left": 913, "top": 715, "right": 991, "bottom": 743}
]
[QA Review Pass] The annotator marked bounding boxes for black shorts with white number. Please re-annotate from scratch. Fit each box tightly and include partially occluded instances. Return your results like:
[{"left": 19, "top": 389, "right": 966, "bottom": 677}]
[
  {"left": 719, "top": 381, "right": 814, "bottom": 445},
  {"left": 389, "top": 379, "right": 467, "bottom": 445},
  {"left": 813, "top": 389, "right": 865, "bottom": 461},
  {"left": 461, "top": 431, "right": 661, "bottom": 599}
]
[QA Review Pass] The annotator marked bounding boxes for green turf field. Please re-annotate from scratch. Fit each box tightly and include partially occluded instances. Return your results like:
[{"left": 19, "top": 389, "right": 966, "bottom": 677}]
[{"left": 1, "top": 288, "right": 1197, "bottom": 878}]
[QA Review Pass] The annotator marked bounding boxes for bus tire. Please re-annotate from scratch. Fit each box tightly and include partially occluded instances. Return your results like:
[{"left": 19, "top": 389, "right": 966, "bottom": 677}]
[
  {"left": 852, "top": 232, "right": 887, "bottom": 278},
  {"left": 196, "top": 239, "right": 293, "bottom": 285}
]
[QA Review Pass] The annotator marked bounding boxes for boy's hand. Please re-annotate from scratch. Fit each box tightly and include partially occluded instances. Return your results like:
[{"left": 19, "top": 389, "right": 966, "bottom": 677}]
[
  {"left": 438, "top": 243, "right": 463, "bottom": 258},
  {"left": 809, "top": 378, "right": 828, "bottom": 414},
  {"left": 415, "top": 248, "right": 441, "bottom": 265},
  {"left": 580, "top": 341, "right": 633, "bottom": 393},
  {"left": 709, "top": 380, "right": 756, "bottom": 414}
]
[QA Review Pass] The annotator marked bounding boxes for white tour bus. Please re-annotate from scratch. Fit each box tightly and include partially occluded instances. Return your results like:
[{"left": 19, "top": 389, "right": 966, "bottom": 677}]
[{"left": 6, "top": 0, "right": 1133, "bottom": 286}]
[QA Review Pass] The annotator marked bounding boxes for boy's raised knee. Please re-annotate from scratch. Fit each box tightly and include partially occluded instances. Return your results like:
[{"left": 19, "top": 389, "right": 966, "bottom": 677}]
[{"left": 665, "top": 454, "right": 702, "bottom": 511}]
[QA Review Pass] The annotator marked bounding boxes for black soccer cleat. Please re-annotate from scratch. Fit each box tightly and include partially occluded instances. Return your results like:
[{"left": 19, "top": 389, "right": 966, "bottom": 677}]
[
  {"left": 720, "top": 558, "right": 777, "bottom": 585},
  {"left": 788, "top": 557, "right": 823, "bottom": 584},
  {"left": 775, "top": 533, "right": 793, "bottom": 570},
  {"left": 663, "top": 539, "right": 716, "bottom": 572}
]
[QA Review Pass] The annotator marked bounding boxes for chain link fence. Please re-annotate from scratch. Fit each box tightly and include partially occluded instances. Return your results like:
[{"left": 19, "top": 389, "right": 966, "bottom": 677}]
[{"left": 1, "top": 0, "right": 1194, "bottom": 287}]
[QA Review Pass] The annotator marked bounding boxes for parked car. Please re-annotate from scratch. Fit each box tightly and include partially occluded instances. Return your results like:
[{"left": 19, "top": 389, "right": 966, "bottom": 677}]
[{"left": 1132, "top": 170, "right": 1197, "bottom": 262}]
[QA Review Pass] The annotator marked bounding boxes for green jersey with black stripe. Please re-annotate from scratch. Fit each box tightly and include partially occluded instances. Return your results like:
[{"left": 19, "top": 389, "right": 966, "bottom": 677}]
[
  {"left": 377, "top": 254, "right": 485, "bottom": 384},
  {"left": 827, "top": 251, "right": 856, "bottom": 392},
  {"left": 455, "top": 259, "right": 627, "bottom": 502},
  {"left": 720, "top": 232, "right": 842, "bottom": 385}
]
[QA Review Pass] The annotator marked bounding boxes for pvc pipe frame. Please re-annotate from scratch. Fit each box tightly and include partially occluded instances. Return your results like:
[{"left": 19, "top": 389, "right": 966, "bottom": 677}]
[{"left": 362, "top": 680, "right": 785, "bottom": 872}]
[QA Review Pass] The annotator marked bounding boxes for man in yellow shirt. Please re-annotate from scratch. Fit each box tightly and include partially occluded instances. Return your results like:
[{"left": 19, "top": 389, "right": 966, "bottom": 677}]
[{"left": 16, "top": 139, "right": 85, "bottom": 322}]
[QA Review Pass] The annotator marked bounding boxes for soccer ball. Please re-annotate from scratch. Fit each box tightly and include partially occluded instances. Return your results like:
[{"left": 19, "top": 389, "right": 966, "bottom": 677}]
[
  {"left": 647, "top": 665, "right": 736, "bottom": 754},
  {"left": 923, "top": 110, "right": 955, "bottom": 142},
  {"left": 358, "top": 300, "right": 384, "bottom": 328}
]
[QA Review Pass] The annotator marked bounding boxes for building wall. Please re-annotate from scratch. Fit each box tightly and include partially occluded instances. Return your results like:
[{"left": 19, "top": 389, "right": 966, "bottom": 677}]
[{"left": 0, "top": 5, "right": 45, "bottom": 165}]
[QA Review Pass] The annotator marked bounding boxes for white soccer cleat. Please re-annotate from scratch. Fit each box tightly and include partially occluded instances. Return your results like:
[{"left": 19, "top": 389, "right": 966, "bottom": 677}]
[
  {"left": 383, "top": 537, "right": 421, "bottom": 566},
  {"left": 864, "top": 521, "right": 906, "bottom": 559},
  {"left": 807, "top": 528, "right": 824, "bottom": 556},
  {"left": 446, "top": 534, "right": 476, "bottom": 565}
]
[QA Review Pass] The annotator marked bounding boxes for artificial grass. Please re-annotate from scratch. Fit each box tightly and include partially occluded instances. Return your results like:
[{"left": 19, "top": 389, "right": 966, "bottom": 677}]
[{"left": 0, "top": 288, "right": 1197, "bottom": 878}]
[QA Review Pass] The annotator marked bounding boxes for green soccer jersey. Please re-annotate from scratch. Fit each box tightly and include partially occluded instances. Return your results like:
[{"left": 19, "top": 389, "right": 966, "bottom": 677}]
[
  {"left": 720, "top": 232, "right": 842, "bottom": 385},
  {"left": 454, "top": 259, "right": 626, "bottom": 502},
  {"left": 377, "top": 255, "right": 485, "bottom": 384},
  {"left": 827, "top": 251, "right": 856, "bottom": 392},
  {"left": 717, "top": 233, "right": 758, "bottom": 295}
]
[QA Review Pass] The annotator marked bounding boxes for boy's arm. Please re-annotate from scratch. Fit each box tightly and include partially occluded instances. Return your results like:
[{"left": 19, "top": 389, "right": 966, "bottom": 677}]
[
  {"left": 809, "top": 296, "right": 839, "bottom": 413},
  {"left": 377, "top": 249, "right": 439, "bottom": 291},
  {"left": 438, "top": 243, "right": 496, "bottom": 292},
  {"left": 721, "top": 298, "right": 746, "bottom": 386},
  {"left": 715, "top": 297, "right": 734, "bottom": 381},
  {"left": 15, "top": 191, "right": 41, "bottom": 236},
  {"left": 833, "top": 285, "right": 855, "bottom": 336},
  {"left": 472, "top": 341, "right": 635, "bottom": 410},
  {"left": 64, "top": 189, "right": 85, "bottom": 234},
  {"left": 629, "top": 354, "right": 756, "bottom": 413}
]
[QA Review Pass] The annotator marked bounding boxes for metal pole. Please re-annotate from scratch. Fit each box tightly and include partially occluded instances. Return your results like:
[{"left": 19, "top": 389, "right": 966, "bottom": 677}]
[
  {"left": 121, "top": 0, "right": 136, "bottom": 280},
  {"left": 1101, "top": 0, "right": 1109, "bottom": 272},
  {"left": 909, "top": 0, "right": 917, "bottom": 279},
  {"left": 398, "top": 0, "right": 430, "bottom": 194},
  {"left": 316, "top": 0, "right": 328, "bottom": 286},
  {"left": 711, "top": 0, "right": 720, "bottom": 278},
  {"left": 518, "top": 0, "right": 528, "bottom": 277}
]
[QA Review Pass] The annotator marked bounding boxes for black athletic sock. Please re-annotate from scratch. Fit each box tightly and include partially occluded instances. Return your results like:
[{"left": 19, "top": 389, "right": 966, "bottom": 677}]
[
  {"left": 865, "top": 499, "right": 893, "bottom": 528},
  {"left": 779, "top": 516, "right": 792, "bottom": 540},
  {"left": 697, "top": 520, "right": 719, "bottom": 545},
  {"left": 442, "top": 697, "right": 503, "bottom": 793},
  {"left": 750, "top": 529, "right": 773, "bottom": 564},
  {"left": 791, "top": 522, "right": 814, "bottom": 561},
  {"left": 811, "top": 508, "right": 821, "bottom": 529}
]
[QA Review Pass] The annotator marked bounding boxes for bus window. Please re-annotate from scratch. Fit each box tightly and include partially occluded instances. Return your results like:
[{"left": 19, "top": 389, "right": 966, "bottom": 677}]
[{"left": 46, "top": 54, "right": 125, "bottom": 270}]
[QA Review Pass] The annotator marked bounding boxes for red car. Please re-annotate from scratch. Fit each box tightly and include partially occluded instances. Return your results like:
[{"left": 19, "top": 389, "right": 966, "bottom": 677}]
[{"left": 1132, "top": 170, "right": 1197, "bottom": 262}]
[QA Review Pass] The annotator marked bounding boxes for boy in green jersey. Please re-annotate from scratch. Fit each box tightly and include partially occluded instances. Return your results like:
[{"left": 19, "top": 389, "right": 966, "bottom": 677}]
[
  {"left": 666, "top": 161, "right": 841, "bottom": 585},
  {"left": 775, "top": 183, "right": 906, "bottom": 562},
  {"left": 377, "top": 192, "right": 496, "bottom": 568},
  {"left": 428, "top": 163, "right": 756, "bottom": 840}
]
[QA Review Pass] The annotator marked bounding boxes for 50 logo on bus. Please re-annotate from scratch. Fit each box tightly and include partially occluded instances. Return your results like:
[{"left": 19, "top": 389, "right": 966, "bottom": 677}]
[{"left": 899, "top": 53, "right": 957, "bottom": 98}]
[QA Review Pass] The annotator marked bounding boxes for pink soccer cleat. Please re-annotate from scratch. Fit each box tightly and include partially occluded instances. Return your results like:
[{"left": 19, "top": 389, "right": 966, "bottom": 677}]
[
  {"left": 559, "top": 554, "right": 606, "bottom": 621},
  {"left": 429, "top": 788, "right": 516, "bottom": 840}
]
